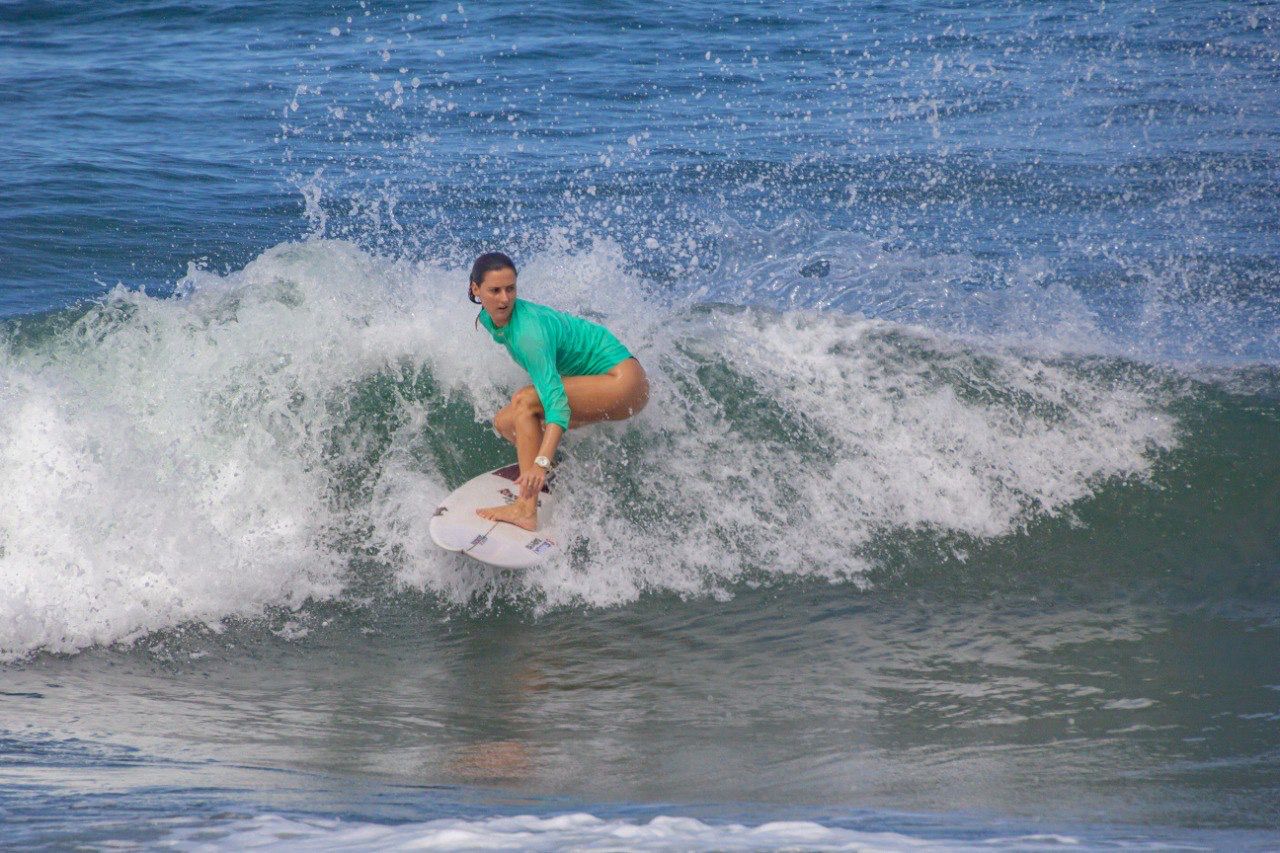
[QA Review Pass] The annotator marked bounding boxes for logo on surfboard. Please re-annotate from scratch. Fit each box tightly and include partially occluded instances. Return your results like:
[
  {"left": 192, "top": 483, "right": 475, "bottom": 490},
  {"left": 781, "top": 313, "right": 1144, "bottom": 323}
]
[{"left": 525, "top": 537, "right": 556, "bottom": 554}]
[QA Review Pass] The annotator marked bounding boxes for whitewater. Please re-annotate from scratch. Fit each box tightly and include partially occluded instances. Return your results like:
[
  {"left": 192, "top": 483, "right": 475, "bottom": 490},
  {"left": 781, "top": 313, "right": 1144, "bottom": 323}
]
[{"left": 1, "top": 237, "right": 1185, "bottom": 659}]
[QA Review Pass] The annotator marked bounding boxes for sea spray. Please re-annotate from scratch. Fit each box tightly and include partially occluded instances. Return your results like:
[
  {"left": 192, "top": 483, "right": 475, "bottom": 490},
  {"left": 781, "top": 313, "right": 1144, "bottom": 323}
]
[{"left": 2, "top": 238, "right": 1178, "bottom": 659}]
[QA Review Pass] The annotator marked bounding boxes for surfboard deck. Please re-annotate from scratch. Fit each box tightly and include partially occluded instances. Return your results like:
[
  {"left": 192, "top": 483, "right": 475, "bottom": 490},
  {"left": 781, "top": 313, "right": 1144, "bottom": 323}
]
[{"left": 429, "top": 464, "right": 560, "bottom": 569}]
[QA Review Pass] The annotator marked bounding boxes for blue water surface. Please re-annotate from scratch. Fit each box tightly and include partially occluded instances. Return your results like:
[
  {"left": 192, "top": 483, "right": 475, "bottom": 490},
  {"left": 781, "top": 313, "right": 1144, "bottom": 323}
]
[{"left": 3, "top": 1, "right": 1277, "bottom": 324}]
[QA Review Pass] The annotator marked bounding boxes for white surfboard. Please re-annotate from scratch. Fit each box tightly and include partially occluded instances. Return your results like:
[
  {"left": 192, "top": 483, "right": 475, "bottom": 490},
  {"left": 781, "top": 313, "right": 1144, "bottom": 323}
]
[{"left": 429, "top": 464, "right": 560, "bottom": 569}]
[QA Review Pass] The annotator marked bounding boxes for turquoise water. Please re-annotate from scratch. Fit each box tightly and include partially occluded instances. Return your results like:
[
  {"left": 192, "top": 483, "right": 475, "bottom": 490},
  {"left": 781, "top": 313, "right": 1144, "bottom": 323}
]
[{"left": 2, "top": 1, "right": 1279, "bottom": 848}]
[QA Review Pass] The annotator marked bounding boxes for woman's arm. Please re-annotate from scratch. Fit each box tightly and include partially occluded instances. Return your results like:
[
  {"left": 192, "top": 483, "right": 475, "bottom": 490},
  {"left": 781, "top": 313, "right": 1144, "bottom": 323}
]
[
  {"left": 513, "top": 334, "right": 572, "bottom": 432},
  {"left": 538, "top": 422, "right": 564, "bottom": 463},
  {"left": 510, "top": 333, "right": 569, "bottom": 499},
  {"left": 516, "top": 422, "right": 563, "bottom": 500}
]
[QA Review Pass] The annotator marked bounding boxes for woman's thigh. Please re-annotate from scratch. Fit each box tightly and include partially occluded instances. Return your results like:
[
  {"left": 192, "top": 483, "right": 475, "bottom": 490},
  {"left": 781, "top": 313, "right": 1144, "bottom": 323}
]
[{"left": 561, "top": 359, "right": 649, "bottom": 428}]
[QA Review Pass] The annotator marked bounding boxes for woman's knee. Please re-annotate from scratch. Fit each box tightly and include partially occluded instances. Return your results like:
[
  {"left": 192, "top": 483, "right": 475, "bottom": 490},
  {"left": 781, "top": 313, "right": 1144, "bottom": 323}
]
[
  {"left": 511, "top": 385, "right": 541, "bottom": 415},
  {"left": 493, "top": 405, "right": 517, "bottom": 439}
]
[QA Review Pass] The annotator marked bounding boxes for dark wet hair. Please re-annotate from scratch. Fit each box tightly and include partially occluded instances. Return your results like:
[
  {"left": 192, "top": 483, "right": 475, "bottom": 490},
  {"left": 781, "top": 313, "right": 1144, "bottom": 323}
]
[{"left": 468, "top": 252, "right": 517, "bottom": 303}]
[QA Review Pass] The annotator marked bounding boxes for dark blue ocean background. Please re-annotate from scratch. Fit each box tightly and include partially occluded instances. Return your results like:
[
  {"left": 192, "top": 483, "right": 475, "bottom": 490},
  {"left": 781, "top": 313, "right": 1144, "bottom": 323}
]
[{"left": 2, "top": 1, "right": 1279, "bottom": 848}]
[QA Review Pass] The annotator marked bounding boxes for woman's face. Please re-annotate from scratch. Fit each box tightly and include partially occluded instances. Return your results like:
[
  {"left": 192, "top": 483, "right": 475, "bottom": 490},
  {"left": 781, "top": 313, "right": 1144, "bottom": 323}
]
[{"left": 471, "top": 267, "right": 517, "bottom": 326}]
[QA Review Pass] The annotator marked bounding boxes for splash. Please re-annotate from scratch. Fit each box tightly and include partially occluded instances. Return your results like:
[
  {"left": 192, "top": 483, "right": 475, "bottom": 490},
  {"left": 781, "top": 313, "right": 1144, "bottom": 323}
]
[{"left": 0, "top": 238, "right": 1178, "bottom": 659}]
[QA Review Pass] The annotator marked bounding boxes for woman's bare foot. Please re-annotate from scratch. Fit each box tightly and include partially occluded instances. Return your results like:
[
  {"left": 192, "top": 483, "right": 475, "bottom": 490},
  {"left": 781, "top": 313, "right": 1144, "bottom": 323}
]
[{"left": 476, "top": 499, "right": 538, "bottom": 531}]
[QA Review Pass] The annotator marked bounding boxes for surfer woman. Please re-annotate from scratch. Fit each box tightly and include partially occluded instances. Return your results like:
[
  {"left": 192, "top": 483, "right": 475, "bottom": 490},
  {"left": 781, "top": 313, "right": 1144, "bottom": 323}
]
[{"left": 469, "top": 252, "right": 648, "bottom": 531}]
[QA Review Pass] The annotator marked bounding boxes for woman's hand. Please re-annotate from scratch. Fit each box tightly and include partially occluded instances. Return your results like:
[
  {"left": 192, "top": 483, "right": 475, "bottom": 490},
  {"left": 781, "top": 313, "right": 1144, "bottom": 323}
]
[
  {"left": 518, "top": 424, "right": 562, "bottom": 499},
  {"left": 517, "top": 465, "right": 547, "bottom": 500}
]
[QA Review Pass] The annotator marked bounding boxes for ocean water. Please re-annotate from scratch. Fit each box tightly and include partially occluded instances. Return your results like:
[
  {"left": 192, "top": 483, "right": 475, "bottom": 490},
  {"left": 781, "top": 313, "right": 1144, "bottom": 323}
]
[{"left": 2, "top": 0, "right": 1279, "bottom": 849}]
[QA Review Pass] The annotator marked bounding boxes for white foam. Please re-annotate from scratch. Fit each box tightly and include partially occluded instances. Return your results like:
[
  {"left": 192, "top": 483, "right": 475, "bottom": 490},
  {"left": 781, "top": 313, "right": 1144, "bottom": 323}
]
[
  {"left": 163, "top": 811, "right": 1080, "bottom": 851},
  {"left": 0, "top": 238, "right": 1177, "bottom": 659},
  {"left": 0, "top": 240, "right": 451, "bottom": 659},
  {"left": 358, "top": 236, "right": 1176, "bottom": 608}
]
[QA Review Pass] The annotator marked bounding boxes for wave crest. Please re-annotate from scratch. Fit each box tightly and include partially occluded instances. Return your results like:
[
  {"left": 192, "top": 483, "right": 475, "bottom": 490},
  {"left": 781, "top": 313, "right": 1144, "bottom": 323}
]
[{"left": 0, "top": 239, "right": 1179, "bottom": 659}]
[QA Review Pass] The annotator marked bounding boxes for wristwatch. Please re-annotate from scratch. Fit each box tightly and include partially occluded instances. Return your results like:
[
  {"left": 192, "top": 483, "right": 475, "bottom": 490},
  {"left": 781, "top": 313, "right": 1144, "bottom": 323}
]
[{"left": 534, "top": 455, "right": 553, "bottom": 471}]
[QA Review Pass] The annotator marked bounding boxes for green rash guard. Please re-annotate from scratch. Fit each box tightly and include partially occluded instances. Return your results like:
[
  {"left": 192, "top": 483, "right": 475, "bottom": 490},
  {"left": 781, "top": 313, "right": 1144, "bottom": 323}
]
[{"left": 478, "top": 298, "right": 633, "bottom": 431}]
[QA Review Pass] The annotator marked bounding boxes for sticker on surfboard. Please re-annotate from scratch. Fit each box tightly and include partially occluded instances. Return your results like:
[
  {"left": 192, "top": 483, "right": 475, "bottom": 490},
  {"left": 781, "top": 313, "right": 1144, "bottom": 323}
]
[{"left": 429, "top": 464, "right": 560, "bottom": 569}]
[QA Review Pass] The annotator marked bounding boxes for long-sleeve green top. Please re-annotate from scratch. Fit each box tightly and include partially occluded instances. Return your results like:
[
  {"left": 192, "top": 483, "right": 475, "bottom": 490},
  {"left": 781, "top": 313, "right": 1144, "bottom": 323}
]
[{"left": 478, "top": 299, "right": 633, "bottom": 430}]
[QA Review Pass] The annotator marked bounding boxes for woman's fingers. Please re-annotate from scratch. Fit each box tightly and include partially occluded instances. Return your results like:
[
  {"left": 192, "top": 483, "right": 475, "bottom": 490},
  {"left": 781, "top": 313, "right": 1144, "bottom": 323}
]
[{"left": 518, "top": 470, "right": 545, "bottom": 499}]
